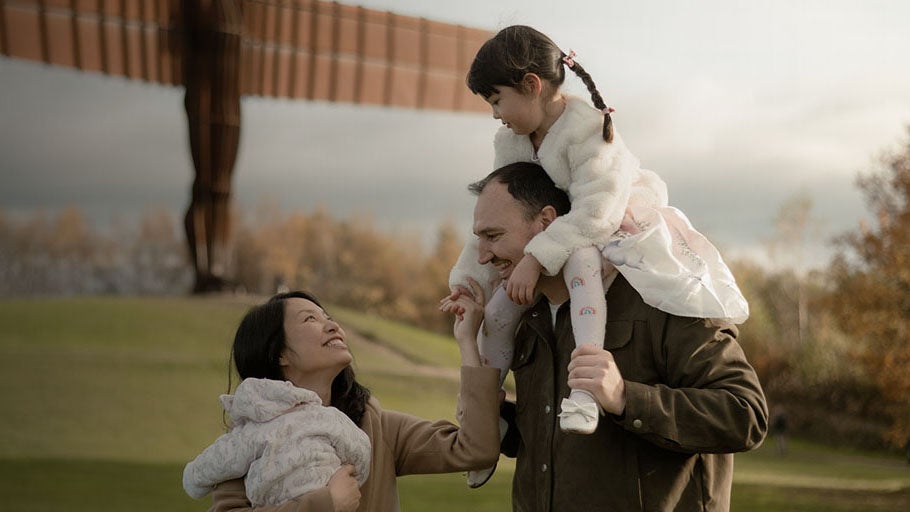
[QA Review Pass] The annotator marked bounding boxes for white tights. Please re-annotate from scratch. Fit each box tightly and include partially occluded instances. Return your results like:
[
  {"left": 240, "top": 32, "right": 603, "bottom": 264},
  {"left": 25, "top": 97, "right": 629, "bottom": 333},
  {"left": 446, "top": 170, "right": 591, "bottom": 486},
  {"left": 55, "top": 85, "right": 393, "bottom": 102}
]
[{"left": 479, "top": 246, "right": 606, "bottom": 404}]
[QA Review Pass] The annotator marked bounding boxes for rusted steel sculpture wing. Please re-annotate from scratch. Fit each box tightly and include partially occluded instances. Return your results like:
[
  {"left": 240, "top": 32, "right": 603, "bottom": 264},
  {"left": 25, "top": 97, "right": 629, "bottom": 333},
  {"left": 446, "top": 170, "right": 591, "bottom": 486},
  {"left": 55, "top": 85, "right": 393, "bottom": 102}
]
[
  {"left": 1, "top": 0, "right": 491, "bottom": 292},
  {"left": 241, "top": 1, "right": 489, "bottom": 112},
  {"left": 0, "top": 0, "right": 183, "bottom": 85},
  {"left": 0, "top": 0, "right": 490, "bottom": 112}
]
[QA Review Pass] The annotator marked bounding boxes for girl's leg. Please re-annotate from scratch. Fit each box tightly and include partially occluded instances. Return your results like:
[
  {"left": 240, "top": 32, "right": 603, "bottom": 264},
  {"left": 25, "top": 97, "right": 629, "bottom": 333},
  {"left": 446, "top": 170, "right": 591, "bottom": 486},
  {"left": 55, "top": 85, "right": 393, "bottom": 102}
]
[
  {"left": 467, "top": 285, "right": 529, "bottom": 488},
  {"left": 559, "top": 246, "right": 607, "bottom": 434},
  {"left": 479, "top": 285, "right": 530, "bottom": 387}
]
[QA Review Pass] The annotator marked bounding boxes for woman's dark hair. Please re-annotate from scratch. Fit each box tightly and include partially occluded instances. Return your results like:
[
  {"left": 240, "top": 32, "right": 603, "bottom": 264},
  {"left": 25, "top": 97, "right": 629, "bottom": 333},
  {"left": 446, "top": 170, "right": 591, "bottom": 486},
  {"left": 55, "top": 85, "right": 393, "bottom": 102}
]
[
  {"left": 466, "top": 25, "right": 614, "bottom": 143},
  {"left": 228, "top": 291, "right": 371, "bottom": 426}
]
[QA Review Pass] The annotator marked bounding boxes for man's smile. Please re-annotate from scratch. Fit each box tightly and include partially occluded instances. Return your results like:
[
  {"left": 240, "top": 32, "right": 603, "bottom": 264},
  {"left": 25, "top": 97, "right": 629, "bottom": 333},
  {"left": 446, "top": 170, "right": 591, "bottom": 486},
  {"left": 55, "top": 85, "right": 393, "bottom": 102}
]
[{"left": 492, "top": 259, "right": 512, "bottom": 278}]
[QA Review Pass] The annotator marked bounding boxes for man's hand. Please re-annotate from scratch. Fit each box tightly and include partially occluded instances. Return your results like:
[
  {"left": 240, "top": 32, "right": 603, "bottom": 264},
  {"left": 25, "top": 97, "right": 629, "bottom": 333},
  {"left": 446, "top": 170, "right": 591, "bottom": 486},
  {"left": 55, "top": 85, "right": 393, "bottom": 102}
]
[
  {"left": 327, "top": 465, "right": 361, "bottom": 512},
  {"left": 567, "top": 344, "right": 627, "bottom": 416},
  {"left": 506, "top": 254, "right": 543, "bottom": 305}
]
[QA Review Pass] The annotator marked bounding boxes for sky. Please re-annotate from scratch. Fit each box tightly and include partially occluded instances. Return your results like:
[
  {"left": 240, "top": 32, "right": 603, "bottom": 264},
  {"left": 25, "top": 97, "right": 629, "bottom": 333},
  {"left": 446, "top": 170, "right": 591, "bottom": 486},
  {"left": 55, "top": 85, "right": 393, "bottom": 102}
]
[{"left": 2, "top": 0, "right": 910, "bottom": 270}]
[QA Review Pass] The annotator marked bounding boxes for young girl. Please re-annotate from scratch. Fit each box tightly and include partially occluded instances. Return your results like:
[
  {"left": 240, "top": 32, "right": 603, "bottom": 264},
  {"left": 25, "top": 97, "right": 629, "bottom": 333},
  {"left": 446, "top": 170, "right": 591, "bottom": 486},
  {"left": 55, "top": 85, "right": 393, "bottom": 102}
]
[{"left": 447, "top": 25, "right": 748, "bottom": 447}]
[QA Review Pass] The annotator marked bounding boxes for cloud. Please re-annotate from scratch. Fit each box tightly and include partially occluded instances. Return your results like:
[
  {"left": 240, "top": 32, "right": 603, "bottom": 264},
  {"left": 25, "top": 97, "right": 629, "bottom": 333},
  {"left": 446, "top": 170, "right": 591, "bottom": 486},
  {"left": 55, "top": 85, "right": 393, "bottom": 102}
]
[{"left": 4, "top": 0, "right": 910, "bottom": 268}]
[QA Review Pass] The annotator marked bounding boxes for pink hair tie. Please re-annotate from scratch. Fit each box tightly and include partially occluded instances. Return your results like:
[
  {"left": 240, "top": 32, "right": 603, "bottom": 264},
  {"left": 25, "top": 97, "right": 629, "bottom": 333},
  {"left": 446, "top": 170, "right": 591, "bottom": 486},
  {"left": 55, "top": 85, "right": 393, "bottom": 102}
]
[
  {"left": 602, "top": 106, "right": 615, "bottom": 114},
  {"left": 562, "top": 50, "right": 576, "bottom": 68}
]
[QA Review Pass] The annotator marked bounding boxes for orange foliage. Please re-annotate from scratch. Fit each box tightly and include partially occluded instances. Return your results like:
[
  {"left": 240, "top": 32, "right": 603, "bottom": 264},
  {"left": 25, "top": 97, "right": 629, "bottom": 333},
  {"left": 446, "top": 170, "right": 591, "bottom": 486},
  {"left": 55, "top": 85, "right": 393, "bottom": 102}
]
[
  {"left": 825, "top": 126, "right": 910, "bottom": 447},
  {"left": 231, "top": 208, "right": 464, "bottom": 333}
]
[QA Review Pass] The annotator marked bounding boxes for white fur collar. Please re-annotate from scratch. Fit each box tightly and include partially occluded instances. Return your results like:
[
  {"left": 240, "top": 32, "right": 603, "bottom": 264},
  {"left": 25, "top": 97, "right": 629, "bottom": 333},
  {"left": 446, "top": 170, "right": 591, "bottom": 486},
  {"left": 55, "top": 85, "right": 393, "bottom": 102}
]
[{"left": 493, "top": 95, "right": 622, "bottom": 190}]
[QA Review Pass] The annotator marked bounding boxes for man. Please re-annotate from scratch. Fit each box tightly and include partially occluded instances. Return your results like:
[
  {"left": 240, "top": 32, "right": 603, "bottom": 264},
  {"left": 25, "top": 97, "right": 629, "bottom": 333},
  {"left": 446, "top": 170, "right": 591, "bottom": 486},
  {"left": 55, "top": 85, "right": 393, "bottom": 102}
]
[{"left": 468, "top": 162, "right": 768, "bottom": 511}]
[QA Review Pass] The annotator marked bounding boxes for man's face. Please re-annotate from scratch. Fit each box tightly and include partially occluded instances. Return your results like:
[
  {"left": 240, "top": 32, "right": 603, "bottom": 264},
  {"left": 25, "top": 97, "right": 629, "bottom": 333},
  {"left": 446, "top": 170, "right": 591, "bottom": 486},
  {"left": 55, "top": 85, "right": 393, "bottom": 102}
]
[{"left": 473, "top": 181, "right": 544, "bottom": 281}]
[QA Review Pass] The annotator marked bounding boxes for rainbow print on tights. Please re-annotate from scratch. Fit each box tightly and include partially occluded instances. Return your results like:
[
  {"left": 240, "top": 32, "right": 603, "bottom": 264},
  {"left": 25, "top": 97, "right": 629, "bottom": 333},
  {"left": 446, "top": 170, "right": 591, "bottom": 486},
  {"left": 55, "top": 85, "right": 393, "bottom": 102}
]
[{"left": 570, "top": 277, "right": 585, "bottom": 288}]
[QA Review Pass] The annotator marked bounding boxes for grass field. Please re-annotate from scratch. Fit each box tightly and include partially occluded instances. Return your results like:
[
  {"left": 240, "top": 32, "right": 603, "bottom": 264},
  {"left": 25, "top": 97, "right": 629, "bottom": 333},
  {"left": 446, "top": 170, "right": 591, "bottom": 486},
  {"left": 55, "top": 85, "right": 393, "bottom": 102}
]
[{"left": 0, "top": 296, "right": 907, "bottom": 511}]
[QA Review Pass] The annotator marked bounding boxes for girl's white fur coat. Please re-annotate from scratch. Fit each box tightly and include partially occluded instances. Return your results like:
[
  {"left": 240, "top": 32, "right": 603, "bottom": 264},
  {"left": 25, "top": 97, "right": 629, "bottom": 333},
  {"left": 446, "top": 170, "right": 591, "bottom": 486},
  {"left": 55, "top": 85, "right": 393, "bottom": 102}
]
[{"left": 450, "top": 95, "right": 667, "bottom": 297}]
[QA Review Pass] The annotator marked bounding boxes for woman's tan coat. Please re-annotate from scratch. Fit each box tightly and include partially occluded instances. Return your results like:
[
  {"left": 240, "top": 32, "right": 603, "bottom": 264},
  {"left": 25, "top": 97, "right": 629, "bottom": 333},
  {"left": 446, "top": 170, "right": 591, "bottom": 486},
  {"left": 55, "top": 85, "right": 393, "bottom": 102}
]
[{"left": 208, "top": 366, "right": 501, "bottom": 512}]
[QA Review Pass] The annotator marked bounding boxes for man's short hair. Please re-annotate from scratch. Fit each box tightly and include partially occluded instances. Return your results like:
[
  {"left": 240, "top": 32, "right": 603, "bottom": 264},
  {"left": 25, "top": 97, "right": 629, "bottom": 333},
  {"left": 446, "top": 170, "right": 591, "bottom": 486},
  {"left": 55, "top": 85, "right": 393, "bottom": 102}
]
[{"left": 468, "top": 162, "right": 571, "bottom": 219}]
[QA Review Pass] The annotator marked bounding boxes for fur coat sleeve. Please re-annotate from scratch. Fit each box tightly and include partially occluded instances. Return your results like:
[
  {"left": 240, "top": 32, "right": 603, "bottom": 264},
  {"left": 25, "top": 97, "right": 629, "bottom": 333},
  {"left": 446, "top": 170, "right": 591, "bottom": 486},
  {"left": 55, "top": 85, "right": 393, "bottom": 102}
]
[
  {"left": 449, "top": 96, "right": 668, "bottom": 283},
  {"left": 183, "top": 428, "right": 261, "bottom": 499},
  {"left": 502, "top": 95, "right": 653, "bottom": 276}
]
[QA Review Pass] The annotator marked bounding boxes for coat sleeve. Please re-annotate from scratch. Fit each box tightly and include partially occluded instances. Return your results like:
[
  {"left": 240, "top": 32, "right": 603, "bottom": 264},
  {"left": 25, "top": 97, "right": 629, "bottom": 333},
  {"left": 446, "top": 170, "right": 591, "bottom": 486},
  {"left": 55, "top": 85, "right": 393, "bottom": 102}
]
[
  {"left": 383, "top": 366, "right": 501, "bottom": 476},
  {"left": 524, "top": 138, "right": 636, "bottom": 276},
  {"left": 208, "top": 478, "right": 335, "bottom": 512},
  {"left": 184, "top": 430, "right": 260, "bottom": 499},
  {"left": 616, "top": 316, "right": 769, "bottom": 453}
]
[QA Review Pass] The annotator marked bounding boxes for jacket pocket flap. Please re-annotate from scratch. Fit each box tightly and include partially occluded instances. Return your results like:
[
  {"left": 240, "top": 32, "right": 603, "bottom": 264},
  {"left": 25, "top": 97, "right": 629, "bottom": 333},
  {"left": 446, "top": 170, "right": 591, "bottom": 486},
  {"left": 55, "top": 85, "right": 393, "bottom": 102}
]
[{"left": 603, "top": 320, "right": 633, "bottom": 350}]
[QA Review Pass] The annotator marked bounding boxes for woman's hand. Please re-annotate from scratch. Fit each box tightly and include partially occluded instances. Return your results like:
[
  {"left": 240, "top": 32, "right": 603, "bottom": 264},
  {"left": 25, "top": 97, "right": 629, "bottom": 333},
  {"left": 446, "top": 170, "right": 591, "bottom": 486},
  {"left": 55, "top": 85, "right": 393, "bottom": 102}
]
[
  {"left": 445, "top": 279, "right": 485, "bottom": 367},
  {"left": 327, "top": 465, "right": 361, "bottom": 512},
  {"left": 439, "top": 284, "right": 473, "bottom": 316},
  {"left": 451, "top": 278, "right": 485, "bottom": 342},
  {"left": 506, "top": 254, "right": 542, "bottom": 305}
]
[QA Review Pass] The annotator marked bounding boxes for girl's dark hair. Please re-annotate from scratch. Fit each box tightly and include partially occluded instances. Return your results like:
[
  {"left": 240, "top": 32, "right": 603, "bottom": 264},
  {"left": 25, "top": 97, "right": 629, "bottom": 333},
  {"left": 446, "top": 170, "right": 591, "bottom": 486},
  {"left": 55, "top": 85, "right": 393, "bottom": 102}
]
[
  {"left": 466, "top": 25, "right": 614, "bottom": 143},
  {"left": 228, "top": 291, "right": 371, "bottom": 426}
]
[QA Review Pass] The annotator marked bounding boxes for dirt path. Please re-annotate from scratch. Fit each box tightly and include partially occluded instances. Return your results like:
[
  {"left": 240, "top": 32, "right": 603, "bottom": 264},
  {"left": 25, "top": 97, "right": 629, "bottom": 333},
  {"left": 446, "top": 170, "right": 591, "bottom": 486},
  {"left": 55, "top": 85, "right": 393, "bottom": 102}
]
[{"left": 345, "top": 329, "right": 461, "bottom": 382}]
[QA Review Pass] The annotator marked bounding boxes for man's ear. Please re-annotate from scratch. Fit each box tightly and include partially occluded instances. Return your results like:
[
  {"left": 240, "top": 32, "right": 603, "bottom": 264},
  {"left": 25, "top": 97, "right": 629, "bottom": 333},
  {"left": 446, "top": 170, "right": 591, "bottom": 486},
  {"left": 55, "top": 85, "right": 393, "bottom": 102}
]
[
  {"left": 521, "top": 73, "right": 543, "bottom": 97},
  {"left": 539, "top": 205, "right": 558, "bottom": 228}
]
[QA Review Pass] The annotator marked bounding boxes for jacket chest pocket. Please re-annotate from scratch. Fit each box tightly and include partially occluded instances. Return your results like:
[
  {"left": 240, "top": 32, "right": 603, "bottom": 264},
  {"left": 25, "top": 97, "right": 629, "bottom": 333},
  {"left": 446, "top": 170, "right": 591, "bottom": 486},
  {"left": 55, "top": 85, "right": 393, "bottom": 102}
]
[
  {"left": 604, "top": 319, "right": 657, "bottom": 383},
  {"left": 603, "top": 320, "right": 633, "bottom": 350}
]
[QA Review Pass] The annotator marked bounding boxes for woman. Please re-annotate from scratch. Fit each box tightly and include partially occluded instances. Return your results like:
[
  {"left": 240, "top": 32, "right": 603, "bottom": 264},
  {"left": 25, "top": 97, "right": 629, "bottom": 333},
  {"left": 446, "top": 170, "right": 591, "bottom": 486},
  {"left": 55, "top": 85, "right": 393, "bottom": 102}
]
[{"left": 208, "top": 281, "right": 500, "bottom": 512}]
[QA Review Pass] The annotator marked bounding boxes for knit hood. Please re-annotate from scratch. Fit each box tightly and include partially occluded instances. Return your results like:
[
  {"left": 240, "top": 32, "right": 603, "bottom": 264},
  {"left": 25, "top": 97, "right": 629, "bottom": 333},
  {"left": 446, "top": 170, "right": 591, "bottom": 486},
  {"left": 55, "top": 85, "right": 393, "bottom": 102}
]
[{"left": 220, "top": 378, "right": 322, "bottom": 425}]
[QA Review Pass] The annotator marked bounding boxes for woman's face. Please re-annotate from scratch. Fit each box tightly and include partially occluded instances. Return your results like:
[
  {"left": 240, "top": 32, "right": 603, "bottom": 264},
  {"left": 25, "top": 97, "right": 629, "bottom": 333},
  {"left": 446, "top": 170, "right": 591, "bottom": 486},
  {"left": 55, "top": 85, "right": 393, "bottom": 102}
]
[{"left": 279, "top": 298, "right": 353, "bottom": 385}]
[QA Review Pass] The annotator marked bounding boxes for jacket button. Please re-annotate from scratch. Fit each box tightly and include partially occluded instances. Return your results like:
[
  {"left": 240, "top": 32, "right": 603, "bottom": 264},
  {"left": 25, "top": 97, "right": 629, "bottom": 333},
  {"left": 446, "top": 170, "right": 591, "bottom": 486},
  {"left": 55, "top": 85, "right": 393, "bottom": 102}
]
[
  {"left": 531, "top": 311, "right": 540, "bottom": 317},
  {"left": 632, "top": 419, "right": 643, "bottom": 429},
  {"left": 541, "top": 464, "right": 548, "bottom": 472},
  {"left": 545, "top": 405, "right": 551, "bottom": 414}
]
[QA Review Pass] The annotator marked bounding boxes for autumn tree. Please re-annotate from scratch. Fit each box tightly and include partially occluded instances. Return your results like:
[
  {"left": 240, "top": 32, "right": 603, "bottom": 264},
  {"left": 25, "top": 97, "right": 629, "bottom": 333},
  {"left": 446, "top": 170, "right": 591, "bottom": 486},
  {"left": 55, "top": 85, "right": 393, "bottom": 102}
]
[
  {"left": 0, "top": 208, "right": 99, "bottom": 294},
  {"left": 765, "top": 191, "right": 820, "bottom": 346},
  {"left": 124, "top": 209, "right": 192, "bottom": 292},
  {"left": 414, "top": 220, "right": 465, "bottom": 333},
  {"left": 825, "top": 127, "right": 910, "bottom": 447}
]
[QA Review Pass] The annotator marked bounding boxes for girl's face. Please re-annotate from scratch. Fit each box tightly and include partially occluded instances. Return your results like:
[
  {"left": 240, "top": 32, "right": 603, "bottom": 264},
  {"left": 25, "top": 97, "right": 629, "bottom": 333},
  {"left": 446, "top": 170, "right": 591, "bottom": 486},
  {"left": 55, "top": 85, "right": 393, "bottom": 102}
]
[
  {"left": 485, "top": 84, "right": 544, "bottom": 136},
  {"left": 279, "top": 298, "right": 352, "bottom": 385}
]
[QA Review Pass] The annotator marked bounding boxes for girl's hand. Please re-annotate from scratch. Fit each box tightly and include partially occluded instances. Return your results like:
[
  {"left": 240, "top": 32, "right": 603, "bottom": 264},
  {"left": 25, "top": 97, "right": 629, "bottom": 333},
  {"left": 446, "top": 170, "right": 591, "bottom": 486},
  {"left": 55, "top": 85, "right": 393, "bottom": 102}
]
[
  {"left": 506, "top": 254, "right": 543, "bottom": 305},
  {"left": 451, "top": 279, "right": 485, "bottom": 367},
  {"left": 327, "top": 465, "right": 361, "bottom": 512},
  {"left": 439, "top": 284, "right": 474, "bottom": 316}
]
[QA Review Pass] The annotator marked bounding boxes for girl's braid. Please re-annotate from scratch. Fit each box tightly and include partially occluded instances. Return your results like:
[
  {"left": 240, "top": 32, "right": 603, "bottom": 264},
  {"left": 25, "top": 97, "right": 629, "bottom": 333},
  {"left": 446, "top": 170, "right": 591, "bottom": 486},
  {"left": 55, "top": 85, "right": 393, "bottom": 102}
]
[{"left": 567, "top": 60, "right": 614, "bottom": 143}]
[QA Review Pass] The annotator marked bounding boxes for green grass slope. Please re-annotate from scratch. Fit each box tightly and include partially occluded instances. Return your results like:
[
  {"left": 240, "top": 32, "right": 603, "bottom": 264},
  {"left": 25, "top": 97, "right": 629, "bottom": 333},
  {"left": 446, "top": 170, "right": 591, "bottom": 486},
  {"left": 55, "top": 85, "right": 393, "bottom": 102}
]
[{"left": 0, "top": 296, "right": 906, "bottom": 511}]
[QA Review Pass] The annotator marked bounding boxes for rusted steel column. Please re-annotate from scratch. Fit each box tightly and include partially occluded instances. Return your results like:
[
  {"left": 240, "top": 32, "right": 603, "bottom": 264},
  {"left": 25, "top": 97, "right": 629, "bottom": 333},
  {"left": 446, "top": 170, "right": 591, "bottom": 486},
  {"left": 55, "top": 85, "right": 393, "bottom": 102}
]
[{"left": 179, "top": 0, "right": 242, "bottom": 293}]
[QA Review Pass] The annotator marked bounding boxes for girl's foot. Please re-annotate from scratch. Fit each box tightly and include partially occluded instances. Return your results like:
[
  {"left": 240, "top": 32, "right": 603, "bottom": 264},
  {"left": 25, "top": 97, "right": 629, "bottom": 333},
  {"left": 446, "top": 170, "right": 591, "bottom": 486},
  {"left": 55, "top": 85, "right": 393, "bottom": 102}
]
[
  {"left": 558, "top": 390, "right": 599, "bottom": 434},
  {"left": 466, "top": 417, "right": 509, "bottom": 488}
]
